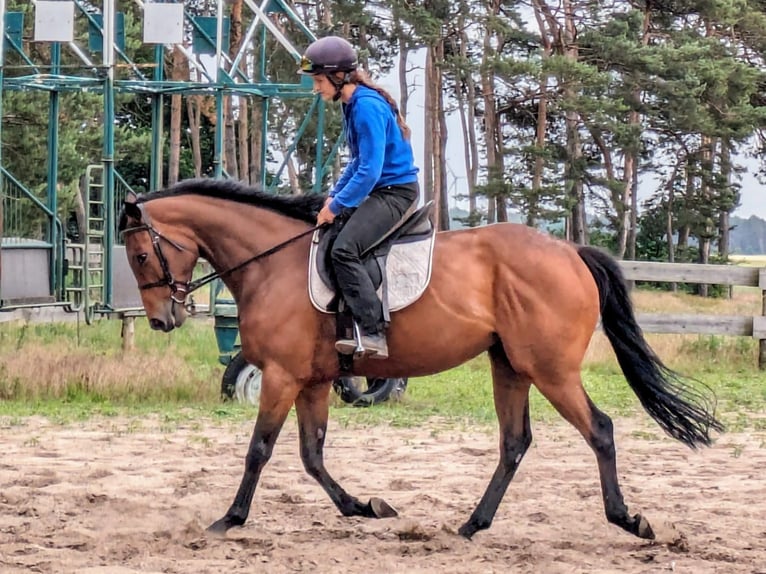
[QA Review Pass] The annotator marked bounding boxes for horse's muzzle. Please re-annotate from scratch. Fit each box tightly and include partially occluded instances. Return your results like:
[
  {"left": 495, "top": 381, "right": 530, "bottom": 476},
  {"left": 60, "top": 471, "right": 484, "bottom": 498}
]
[{"left": 149, "top": 317, "right": 175, "bottom": 332}]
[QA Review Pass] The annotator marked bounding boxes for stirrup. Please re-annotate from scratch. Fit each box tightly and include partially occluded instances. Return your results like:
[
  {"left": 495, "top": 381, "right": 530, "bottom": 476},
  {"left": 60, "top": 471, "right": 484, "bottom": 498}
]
[
  {"left": 335, "top": 322, "right": 368, "bottom": 359},
  {"left": 335, "top": 322, "right": 388, "bottom": 359}
]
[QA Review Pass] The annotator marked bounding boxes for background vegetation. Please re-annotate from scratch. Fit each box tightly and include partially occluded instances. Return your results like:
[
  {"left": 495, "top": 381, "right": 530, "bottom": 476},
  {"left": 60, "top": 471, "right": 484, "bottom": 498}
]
[
  {"left": 3, "top": 1, "right": 766, "bottom": 259},
  {"left": 0, "top": 286, "right": 763, "bottom": 436}
]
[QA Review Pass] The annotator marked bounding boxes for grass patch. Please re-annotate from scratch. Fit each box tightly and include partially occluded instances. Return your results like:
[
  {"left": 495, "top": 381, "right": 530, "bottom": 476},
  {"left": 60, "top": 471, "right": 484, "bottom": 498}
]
[
  {"left": 729, "top": 254, "right": 766, "bottom": 267},
  {"left": 0, "top": 286, "right": 764, "bottom": 436}
]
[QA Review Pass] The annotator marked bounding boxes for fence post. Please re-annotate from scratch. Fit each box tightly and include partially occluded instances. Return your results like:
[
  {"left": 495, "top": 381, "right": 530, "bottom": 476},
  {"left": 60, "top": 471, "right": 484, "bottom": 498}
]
[
  {"left": 759, "top": 269, "right": 766, "bottom": 370},
  {"left": 121, "top": 314, "right": 135, "bottom": 352}
]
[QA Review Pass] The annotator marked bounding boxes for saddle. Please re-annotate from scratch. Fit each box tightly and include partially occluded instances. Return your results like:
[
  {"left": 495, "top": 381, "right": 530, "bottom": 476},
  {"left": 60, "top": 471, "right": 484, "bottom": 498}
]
[{"left": 308, "top": 202, "right": 436, "bottom": 318}]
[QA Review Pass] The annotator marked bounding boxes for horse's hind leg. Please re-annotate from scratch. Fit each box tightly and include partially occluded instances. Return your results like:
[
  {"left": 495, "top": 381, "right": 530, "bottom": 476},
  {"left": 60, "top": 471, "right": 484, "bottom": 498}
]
[
  {"left": 459, "top": 343, "right": 532, "bottom": 539},
  {"left": 294, "top": 382, "right": 398, "bottom": 519},
  {"left": 536, "top": 371, "right": 655, "bottom": 539}
]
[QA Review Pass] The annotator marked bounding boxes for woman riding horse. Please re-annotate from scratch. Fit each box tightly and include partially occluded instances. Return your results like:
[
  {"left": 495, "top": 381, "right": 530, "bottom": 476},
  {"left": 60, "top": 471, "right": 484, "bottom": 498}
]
[{"left": 301, "top": 36, "right": 421, "bottom": 359}]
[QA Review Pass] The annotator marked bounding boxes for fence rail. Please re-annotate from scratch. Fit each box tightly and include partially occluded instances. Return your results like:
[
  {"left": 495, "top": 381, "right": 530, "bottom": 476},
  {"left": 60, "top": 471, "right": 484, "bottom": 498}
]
[{"left": 617, "top": 260, "right": 766, "bottom": 368}]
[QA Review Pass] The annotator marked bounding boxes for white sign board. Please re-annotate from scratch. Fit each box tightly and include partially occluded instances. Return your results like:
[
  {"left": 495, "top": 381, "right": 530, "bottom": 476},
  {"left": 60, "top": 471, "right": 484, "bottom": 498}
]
[
  {"left": 143, "top": 3, "right": 185, "bottom": 45},
  {"left": 34, "top": 1, "right": 75, "bottom": 43}
]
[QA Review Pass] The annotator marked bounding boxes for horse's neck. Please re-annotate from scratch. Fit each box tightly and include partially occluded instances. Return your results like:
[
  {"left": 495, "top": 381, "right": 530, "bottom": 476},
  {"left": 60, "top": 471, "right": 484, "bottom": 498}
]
[{"left": 165, "top": 198, "right": 310, "bottom": 290}]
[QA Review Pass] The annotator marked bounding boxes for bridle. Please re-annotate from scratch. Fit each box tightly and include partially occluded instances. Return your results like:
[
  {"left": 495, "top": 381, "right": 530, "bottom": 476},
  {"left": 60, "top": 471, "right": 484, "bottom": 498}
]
[
  {"left": 121, "top": 202, "right": 322, "bottom": 305},
  {"left": 121, "top": 221, "right": 193, "bottom": 305}
]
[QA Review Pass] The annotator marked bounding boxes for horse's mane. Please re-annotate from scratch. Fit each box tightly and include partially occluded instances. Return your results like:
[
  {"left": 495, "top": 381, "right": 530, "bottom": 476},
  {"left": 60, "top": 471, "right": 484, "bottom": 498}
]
[{"left": 122, "top": 179, "right": 324, "bottom": 229}]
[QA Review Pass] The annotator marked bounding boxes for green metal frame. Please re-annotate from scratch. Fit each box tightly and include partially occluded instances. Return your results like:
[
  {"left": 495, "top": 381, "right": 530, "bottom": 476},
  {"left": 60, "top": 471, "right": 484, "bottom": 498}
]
[{"left": 0, "top": 0, "right": 333, "bottom": 314}]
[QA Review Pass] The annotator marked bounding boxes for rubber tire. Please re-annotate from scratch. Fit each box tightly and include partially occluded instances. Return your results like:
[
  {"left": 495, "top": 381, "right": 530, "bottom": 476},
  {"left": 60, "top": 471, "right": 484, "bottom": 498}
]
[
  {"left": 220, "top": 352, "right": 262, "bottom": 406},
  {"left": 221, "top": 351, "right": 408, "bottom": 408},
  {"left": 333, "top": 376, "right": 408, "bottom": 407}
]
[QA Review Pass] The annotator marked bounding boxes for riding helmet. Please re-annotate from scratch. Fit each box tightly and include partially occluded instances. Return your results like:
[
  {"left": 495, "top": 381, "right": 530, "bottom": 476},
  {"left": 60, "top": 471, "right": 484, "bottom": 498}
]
[{"left": 299, "top": 36, "right": 358, "bottom": 75}]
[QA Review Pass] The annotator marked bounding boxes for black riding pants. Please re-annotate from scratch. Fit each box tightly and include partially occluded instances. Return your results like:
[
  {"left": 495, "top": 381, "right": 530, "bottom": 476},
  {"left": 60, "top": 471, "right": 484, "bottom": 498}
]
[{"left": 330, "top": 182, "right": 419, "bottom": 334}]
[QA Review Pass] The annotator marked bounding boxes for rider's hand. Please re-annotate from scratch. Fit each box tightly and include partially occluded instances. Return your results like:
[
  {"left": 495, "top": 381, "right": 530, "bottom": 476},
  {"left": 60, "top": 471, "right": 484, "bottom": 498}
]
[{"left": 317, "top": 204, "right": 336, "bottom": 226}]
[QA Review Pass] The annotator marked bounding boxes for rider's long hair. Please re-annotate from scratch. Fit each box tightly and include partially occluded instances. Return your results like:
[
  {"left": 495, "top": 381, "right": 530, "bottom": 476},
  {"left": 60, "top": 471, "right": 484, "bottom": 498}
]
[{"left": 346, "top": 69, "right": 411, "bottom": 141}]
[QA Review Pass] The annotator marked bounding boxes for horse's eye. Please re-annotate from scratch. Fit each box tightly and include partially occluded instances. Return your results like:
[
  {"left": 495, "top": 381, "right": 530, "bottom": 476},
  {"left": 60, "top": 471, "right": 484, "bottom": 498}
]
[{"left": 136, "top": 253, "right": 148, "bottom": 266}]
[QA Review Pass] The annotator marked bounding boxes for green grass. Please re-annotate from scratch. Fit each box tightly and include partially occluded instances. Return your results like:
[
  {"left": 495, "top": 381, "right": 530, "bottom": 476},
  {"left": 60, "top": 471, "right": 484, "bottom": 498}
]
[
  {"left": 0, "top": 309, "right": 764, "bottom": 435},
  {"left": 331, "top": 352, "right": 765, "bottom": 433}
]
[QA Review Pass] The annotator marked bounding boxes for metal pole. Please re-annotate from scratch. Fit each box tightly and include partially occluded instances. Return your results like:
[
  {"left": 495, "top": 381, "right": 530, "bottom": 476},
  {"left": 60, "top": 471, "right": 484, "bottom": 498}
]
[
  {"left": 0, "top": 0, "right": 5, "bottom": 299},
  {"left": 259, "top": 24, "right": 268, "bottom": 187},
  {"left": 760, "top": 269, "right": 766, "bottom": 370},
  {"left": 230, "top": 0, "right": 270, "bottom": 79},
  {"left": 150, "top": 45, "right": 164, "bottom": 191},
  {"left": 103, "top": 0, "right": 116, "bottom": 307},
  {"left": 47, "top": 43, "right": 61, "bottom": 295},
  {"left": 242, "top": 0, "right": 305, "bottom": 58},
  {"left": 214, "top": 0, "right": 224, "bottom": 178}
]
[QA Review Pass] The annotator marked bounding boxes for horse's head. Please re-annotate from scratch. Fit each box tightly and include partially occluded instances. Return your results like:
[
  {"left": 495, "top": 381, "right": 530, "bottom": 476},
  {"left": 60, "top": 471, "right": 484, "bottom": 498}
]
[{"left": 120, "top": 195, "right": 199, "bottom": 332}]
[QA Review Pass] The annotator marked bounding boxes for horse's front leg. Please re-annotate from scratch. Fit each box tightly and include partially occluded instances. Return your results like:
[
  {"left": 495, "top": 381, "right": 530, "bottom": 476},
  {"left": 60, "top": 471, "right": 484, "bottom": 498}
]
[
  {"left": 207, "top": 368, "right": 300, "bottom": 533},
  {"left": 295, "top": 382, "right": 398, "bottom": 519}
]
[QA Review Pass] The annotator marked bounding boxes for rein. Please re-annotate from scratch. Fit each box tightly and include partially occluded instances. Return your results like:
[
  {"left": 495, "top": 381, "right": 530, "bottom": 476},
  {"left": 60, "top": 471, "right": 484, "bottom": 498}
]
[
  {"left": 186, "top": 224, "right": 321, "bottom": 293},
  {"left": 122, "top": 212, "right": 322, "bottom": 300}
]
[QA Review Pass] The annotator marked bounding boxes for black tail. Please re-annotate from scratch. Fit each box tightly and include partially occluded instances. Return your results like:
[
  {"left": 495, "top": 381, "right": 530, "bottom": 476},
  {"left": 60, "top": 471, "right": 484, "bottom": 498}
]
[{"left": 577, "top": 246, "right": 724, "bottom": 449}]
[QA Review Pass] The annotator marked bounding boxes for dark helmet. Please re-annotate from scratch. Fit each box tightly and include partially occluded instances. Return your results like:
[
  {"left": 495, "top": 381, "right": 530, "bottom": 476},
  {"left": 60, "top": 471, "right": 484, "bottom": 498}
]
[{"left": 299, "top": 36, "right": 358, "bottom": 75}]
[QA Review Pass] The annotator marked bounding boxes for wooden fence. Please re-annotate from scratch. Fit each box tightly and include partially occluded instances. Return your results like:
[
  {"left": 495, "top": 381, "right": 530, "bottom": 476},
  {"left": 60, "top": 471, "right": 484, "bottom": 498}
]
[{"left": 617, "top": 261, "right": 766, "bottom": 369}]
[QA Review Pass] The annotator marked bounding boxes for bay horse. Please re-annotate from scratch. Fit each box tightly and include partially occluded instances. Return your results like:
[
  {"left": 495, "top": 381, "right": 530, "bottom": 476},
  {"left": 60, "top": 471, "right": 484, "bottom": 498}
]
[{"left": 119, "top": 178, "right": 723, "bottom": 540}]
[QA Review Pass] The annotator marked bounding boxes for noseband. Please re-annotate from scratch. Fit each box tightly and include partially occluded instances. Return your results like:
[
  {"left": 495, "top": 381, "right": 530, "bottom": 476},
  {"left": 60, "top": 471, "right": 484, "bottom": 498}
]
[{"left": 121, "top": 222, "right": 192, "bottom": 305}]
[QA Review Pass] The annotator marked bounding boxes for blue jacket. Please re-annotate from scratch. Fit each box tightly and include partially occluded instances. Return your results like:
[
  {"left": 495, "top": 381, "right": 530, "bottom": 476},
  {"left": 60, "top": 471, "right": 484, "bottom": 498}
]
[{"left": 328, "top": 85, "right": 419, "bottom": 215}]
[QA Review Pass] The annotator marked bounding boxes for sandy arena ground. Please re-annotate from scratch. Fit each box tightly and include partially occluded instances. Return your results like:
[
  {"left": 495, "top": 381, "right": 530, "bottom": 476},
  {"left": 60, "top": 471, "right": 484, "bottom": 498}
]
[{"left": 0, "top": 414, "right": 764, "bottom": 573}]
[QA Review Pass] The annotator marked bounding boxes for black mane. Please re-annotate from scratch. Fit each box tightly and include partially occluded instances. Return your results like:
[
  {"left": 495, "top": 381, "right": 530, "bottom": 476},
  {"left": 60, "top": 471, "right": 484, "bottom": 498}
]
[{"left": 123, "top": 179, "right": 325, "bottom": 229}]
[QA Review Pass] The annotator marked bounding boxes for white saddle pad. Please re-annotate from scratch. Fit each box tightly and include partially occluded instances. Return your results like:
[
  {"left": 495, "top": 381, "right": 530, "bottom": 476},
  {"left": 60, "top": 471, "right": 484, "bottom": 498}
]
[{"left": 308, "top": 230, "right": 436, "bottom": 314}]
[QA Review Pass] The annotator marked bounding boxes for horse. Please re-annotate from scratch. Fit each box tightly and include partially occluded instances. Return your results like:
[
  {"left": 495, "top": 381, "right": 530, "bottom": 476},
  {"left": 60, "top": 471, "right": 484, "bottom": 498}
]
[{"left": 119, "top": 178, "right": 723, "bottom": 540}]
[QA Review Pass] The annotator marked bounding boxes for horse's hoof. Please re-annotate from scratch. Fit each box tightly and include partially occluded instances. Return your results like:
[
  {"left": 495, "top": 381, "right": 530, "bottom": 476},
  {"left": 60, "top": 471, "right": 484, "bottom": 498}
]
[
  {"left": 370, "top": 497, "right": 398, "bottom": 518},
  {"left": 206, "top": 516, "right": 239, "bottom": 536},
  {"left": 636, "top": 514, "right": 655, "bottom": 540},
  {"left": 457, "top": 523, "right": 476, "bottom": 540}
]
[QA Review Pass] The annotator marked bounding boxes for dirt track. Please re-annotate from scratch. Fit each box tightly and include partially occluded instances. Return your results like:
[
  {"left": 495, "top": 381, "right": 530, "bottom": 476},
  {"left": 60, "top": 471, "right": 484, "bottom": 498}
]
[{"left": 0, "top": 414, "right": 764, "bottom": 573}]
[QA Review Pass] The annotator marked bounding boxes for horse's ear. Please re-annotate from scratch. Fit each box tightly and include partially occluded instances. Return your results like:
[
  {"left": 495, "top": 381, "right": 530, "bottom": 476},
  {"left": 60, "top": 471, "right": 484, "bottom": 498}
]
[{"left": 123, "top": 195, "right": 142, "bottom": 222}]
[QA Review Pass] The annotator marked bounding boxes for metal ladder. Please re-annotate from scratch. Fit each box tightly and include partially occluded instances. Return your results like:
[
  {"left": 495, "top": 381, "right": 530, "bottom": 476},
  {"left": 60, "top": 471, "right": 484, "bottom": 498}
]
[{"left": 83, "top": 165, "right": 107, "bottom": 321}]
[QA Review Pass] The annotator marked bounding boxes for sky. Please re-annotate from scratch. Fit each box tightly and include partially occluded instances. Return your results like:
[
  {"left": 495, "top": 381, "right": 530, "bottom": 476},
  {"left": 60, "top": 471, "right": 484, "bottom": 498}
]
[{"left": 380, "top": 51, "right": 766, "bottom": 221}]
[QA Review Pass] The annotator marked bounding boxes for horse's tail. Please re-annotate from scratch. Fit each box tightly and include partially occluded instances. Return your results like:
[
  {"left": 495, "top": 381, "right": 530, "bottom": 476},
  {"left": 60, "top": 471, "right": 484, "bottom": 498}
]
[{"left": 577, "top": 245, "right": 724, "bottom": 449}]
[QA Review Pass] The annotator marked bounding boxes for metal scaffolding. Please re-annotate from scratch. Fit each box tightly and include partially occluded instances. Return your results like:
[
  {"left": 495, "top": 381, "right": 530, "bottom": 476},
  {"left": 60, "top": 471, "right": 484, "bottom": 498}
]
[{"left": 0, "top": 0, "right": 327, "bottom": 316}]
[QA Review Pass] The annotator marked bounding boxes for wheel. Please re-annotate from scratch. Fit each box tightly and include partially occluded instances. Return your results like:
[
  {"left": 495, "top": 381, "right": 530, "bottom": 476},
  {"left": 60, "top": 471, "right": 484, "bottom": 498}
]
[
  {"left": 221, "top": 351, "right": 262, "bottom": 406},
  {"left": 332, "top": 376, "right": 408, "bottom": 407}
]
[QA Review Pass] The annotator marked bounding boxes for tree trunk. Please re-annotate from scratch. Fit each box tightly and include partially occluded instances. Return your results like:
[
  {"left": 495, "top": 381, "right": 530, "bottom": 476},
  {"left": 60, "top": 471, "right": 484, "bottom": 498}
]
[
  {"left": 277, "top": 130, "right": 301, "bottom": 194},
  {"left": 423, "top": 46, "right": 436, "bottom": 222},
  {"left": 238, "top": 98, "right": 249, "bottom": 184},
  {"left": 563, "top": 0, "right": 586, "bottom": 244},
  {"left": 223, "top": 0, "right": 243, "bottom": 180},
  {"left": 627, "top": 161, "right": 639, "bottom": 260},
  {"left": 626, "top": 7, "right": 651, "bottom": 260},
  {"left": 75, "top": 175, "right": 88, "bottom": 242},
  {"left": 168, "top": 47, "right": 188, "bottom": 185},
  {"left": 397, "top": 35, "right": 410, "bottom": 120},
  {"left": 436, "top": 43, "right": 450, "bottom": 231},
  {"left": 666, "top": 179, "right": 677, "bottom": 292},
  {"left": 186, "top": 97, "right": 202, "bottom": 178},
  {"left": 480, "top": 0, "right": 502, "bottom": 225},
  {"left": 423, "top": 38, "right": 450, "bottom": 230},
  {"left": 531, "top": 4, "right": 554, "bottom": 228},
  {"left": 250, "top": 99, "right": 263, "bottom": 186},
  {"left": 462, "top": 30, "right": 479, "bottom": 214},
  {"left": 677, "top": 161, "right": 692, "bottom": 251},
  {"left": 718, "top": 139, "right": 732, "bottom": 261},
  {"left": 697, "top": 137, "right": 716, "bottom": 297}
]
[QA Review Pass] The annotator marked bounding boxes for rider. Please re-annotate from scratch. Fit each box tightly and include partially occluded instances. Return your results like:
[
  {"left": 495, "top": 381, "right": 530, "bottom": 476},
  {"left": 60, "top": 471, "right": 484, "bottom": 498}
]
[{"left": 299, "top": 35, "right": 420, "bottom": 360}]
